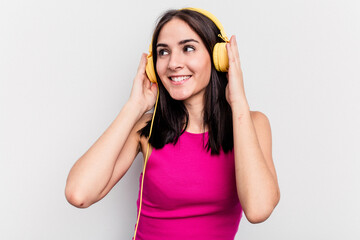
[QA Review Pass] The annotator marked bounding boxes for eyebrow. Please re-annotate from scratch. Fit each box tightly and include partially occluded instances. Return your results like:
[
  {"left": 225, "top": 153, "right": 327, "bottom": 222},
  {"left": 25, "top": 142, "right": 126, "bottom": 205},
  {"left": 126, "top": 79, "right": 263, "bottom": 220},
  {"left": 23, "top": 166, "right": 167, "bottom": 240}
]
[{"left": 156, "top": 39, "right": 199, "bottom": 48}]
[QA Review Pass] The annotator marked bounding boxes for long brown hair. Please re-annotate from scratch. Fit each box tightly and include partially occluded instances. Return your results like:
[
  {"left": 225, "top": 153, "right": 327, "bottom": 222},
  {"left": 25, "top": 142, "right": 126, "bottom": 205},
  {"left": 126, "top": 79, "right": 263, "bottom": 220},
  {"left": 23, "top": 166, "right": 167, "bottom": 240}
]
[{"left": 138, "top": 9, "right": 233, "bottom": 155}]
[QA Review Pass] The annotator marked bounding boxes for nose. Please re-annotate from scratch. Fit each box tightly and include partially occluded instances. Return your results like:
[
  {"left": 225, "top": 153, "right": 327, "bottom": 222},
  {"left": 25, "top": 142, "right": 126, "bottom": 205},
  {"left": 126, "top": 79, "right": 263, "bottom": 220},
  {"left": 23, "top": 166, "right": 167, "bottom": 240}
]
[{"left": 168, "top": 50, "right": 184, "bottom": 71}]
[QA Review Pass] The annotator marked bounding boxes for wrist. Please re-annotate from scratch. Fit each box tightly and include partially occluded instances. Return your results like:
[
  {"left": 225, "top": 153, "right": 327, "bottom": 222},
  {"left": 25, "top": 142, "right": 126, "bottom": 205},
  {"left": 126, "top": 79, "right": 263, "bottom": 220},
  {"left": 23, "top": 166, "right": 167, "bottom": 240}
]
[
  {"left": 125, "top": 100, "right": 147, "bottom": 120},
  {"left": 230, "top": 98, "right": 250, "bottom": 114}
]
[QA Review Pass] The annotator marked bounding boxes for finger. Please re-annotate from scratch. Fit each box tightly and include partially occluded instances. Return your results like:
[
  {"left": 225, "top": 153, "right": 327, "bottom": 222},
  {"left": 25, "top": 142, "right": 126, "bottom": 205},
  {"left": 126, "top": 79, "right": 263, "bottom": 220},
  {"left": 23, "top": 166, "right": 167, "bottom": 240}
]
[
  {"left": 144, "top": 75, "right": 151, "bottom": 88},
  {"left": 229, "top": 36, "right": 242, "bottom": 70},
  {"left": 151, "top": 82, "right": 158, "bottom": 95},
  {"left": 232, "top": 36, "right": 241, "bottom": 67},
  {"left": 226, "top": 38, "right": 239, "bottom": 76},
  {"left": 226, "top": 40, "right": 235, "bottom": 66},
  {"left": 137, "top": 53, "right": 147, "bottom": 75}
]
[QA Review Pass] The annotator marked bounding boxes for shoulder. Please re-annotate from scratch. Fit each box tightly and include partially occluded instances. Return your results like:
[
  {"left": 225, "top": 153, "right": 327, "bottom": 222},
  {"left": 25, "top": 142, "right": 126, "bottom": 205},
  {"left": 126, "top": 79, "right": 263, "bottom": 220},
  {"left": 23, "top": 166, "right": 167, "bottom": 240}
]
[
  {"left": 133, "top": 113, "right": 154, "bottom": 157},
  {"left": 133, "top": 112, "right": 153, "bottom": 139},
  {"left": 136, "top": 112, "right": 153, "bottom": 128},
  {"left": 125, "top": 112, "right": 153, "bottom": 149},
  {"left": 250, "top": 111, "right": 270, "bottom": 125},
  {"left": 250, "top": 110, "right": 272, "bottom": 138},
  {"left": 249, "top": 111, "right": 277, "bottom": 183}
]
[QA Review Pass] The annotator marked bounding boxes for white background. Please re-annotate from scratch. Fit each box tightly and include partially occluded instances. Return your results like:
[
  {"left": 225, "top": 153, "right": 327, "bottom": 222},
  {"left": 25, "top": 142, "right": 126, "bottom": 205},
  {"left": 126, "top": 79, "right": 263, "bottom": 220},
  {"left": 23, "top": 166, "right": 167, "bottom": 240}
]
[{"left": 1, "top": 0, "right": 359, "bottom": 239}]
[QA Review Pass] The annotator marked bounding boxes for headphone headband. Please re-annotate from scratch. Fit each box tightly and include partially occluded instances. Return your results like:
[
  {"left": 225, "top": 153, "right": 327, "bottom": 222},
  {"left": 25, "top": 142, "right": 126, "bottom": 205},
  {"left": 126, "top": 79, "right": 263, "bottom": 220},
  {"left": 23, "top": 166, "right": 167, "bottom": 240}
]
[
  {"left": 149, "top": 8, "right": 229, "bottom": 54},
  {"left": 180, "top": 7, "right": 229, "bottom": 42}
]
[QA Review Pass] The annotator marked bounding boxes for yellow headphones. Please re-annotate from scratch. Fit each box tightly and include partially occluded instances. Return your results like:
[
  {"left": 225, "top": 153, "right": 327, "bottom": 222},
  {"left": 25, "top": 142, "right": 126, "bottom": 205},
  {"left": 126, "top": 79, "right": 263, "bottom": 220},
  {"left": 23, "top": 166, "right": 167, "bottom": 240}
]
[
  {"left": 133, "top": 8, "right": 229, "bottom": 240},
  {"left": 145, "top": 7, "right": 230, "bottom": 84}
]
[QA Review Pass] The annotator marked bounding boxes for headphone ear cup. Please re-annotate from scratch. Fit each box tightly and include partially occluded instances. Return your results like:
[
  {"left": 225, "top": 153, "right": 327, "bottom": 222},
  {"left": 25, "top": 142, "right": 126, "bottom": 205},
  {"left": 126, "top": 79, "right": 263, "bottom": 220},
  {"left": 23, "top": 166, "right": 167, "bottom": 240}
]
[
  {"left": 213, "top": 42, "right": 229, "bottom": 72},
  {"left": 145, "top": 55, "right": 157, "bottom": 83}
]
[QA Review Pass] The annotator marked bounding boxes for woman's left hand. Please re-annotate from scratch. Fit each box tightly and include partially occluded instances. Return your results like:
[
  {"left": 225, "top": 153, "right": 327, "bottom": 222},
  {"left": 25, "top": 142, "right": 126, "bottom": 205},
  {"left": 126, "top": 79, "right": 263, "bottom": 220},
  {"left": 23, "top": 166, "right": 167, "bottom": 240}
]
[{"left": 225, "top": 35, "right": 249, "bottom": 111}]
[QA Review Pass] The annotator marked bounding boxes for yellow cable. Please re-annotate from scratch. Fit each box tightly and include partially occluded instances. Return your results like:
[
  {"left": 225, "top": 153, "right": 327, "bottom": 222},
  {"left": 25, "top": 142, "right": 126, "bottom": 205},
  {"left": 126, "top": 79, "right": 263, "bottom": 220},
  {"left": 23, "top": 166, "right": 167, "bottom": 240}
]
[{"left": 133, "top": 85, "right": 159, "bottom": 240}]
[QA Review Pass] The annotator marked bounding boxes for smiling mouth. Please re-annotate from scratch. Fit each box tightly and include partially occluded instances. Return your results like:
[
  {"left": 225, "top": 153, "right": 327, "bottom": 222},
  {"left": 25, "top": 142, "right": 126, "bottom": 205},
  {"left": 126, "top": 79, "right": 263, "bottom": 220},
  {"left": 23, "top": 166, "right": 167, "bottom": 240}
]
[{"left": 169, "top": 75, "right": 192, "bottom": 84}]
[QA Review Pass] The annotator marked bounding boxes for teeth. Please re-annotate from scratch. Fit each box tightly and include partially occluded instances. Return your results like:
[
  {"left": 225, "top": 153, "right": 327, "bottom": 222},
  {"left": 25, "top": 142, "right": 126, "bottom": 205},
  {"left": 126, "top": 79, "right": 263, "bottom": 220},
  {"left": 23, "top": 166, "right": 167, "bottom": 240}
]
[{"left": 170, "top": 76, "right": 191, "bottom": 82}]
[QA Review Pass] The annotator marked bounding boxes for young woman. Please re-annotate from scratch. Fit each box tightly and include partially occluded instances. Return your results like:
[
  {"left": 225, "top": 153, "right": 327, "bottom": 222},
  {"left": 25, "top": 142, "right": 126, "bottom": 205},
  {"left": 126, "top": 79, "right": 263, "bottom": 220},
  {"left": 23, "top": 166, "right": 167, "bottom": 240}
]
[{"left": 65, "top": 8, "right": 280, "bottom": 240}]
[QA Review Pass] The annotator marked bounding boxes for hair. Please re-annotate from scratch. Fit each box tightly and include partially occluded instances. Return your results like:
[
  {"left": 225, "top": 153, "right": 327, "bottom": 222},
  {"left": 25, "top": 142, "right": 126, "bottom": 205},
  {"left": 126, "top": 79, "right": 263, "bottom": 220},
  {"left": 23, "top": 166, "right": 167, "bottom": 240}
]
[{"left": 138, "top": 8, "right": 234, "bottom": 155}]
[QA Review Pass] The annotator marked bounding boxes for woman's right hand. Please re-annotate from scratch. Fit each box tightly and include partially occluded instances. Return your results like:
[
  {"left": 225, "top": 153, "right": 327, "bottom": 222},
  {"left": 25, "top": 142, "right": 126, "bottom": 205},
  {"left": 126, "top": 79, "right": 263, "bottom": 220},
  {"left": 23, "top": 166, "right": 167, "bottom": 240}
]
[{"left": 128, "top": 53, "right": 158, "bottom": 114}]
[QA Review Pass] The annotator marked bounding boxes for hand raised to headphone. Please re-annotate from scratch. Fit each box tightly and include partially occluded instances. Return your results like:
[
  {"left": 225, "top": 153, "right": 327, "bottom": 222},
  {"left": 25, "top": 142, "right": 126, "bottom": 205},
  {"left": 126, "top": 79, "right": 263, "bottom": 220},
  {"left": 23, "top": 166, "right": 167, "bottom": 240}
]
[
  {"left": 128, "top": 53, "right": 158, "bottom": 114},
  {"left": 225, "top": 36, "right": 249, "bottom": 112}
]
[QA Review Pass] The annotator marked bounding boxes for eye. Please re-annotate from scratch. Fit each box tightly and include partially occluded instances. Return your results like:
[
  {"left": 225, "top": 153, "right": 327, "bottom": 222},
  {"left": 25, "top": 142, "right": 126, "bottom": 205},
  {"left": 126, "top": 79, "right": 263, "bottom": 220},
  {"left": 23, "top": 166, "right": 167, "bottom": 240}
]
[
  {"left": 184, "top": 45, "right": 195, "bottom": 52},
  {"left": 158, "top": 49, "right": 169, "bottom": 56}
]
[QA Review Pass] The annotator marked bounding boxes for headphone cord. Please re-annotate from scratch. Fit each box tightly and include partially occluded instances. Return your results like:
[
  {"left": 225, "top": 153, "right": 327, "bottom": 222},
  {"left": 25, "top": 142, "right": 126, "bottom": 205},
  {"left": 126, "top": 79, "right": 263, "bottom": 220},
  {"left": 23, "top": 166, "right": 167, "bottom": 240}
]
[{"left": 132, "top": 85, "right": 159, "bottom": 240}]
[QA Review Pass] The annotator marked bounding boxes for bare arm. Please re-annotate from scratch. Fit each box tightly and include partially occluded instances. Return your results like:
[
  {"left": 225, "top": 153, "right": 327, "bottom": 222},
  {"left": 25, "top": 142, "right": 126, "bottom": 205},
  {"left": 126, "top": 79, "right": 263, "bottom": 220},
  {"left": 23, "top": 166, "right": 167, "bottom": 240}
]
[
  {"left": 65, "top": 53, "right": 157, "bottom": 208},
  {"left": 232, "top": 109, "right": 280, "bottom": 223},
  {"left": 225, "top": 36, "right": 280, "bottom": 223},
  {"left": 65, "top": 102, "right": 143, "bottom": 208}
]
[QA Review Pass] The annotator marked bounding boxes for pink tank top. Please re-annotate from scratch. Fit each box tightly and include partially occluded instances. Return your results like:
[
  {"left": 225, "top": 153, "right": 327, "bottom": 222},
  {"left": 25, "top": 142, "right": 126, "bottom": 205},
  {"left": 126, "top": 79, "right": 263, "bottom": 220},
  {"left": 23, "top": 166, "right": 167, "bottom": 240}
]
[{"left": 135, "top": 131, "right": 242, "bottom": 239}]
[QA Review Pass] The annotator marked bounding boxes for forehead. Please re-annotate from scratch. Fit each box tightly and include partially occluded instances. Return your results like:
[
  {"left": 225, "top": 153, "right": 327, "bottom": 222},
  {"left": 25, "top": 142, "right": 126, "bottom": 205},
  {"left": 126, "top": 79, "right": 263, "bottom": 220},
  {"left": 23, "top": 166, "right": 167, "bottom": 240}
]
[{"left": 157, "top": 18, "right": 202, "bottom": 43}]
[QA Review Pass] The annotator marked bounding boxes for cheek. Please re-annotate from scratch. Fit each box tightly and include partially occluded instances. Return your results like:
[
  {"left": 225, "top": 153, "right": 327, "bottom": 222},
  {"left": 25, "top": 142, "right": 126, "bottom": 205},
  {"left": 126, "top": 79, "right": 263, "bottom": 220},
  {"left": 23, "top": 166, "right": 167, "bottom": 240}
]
[
  {"left": 156, "top": 57, "right": 167, "bottom": 74},
  {"left": 155, "top": 60, "right": 167, "bottom": 83},
  {"left": 155, "top": 61, "right": 162, "bottom": 75},
  {"left": 155, "top": 61, "right": 169, "bottom": 89},
  {"left": 188, "top": 57, "right": 212, "bottom": 79}
]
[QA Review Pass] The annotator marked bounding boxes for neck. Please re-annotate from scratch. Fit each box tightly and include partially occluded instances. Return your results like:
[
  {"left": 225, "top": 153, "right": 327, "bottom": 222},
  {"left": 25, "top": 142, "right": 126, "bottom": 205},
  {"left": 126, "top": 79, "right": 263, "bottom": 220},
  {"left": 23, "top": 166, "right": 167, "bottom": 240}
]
[{"left": 183, "top": 95, "right": 207, "bottom": 133}]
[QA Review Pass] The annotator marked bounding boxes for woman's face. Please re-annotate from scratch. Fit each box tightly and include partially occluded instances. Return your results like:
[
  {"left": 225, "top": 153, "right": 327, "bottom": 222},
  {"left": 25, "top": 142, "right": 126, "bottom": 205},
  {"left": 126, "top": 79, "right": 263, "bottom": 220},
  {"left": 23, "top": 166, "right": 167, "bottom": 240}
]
[{"left": 155, "top": 18, "right": 212, "bottom": 103}]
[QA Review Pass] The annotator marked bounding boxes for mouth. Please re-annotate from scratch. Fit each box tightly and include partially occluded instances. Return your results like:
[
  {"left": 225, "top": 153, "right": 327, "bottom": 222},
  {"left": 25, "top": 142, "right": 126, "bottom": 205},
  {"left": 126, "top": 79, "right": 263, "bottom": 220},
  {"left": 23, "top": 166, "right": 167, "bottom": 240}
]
[{"left": 168, "top": 75, "right": 192, "bottom": 85}]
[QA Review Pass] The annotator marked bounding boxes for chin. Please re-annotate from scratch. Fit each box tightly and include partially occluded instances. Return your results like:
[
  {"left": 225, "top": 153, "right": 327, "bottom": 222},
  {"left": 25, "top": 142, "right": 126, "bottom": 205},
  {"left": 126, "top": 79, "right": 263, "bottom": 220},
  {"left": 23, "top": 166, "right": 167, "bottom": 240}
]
[
  {"left": 167, "top": 90, "right": 191, "bottom": 101},
  {"left": 169, "top": 94, "right": 189, "bottom": 101}
]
